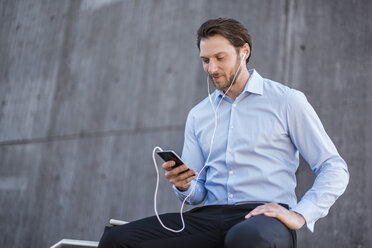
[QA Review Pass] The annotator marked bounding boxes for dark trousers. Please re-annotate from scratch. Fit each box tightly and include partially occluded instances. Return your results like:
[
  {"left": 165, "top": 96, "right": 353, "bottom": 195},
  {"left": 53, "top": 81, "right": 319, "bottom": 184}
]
[{"left": 98, "top": 203, "right": 297, "bottom": 248}]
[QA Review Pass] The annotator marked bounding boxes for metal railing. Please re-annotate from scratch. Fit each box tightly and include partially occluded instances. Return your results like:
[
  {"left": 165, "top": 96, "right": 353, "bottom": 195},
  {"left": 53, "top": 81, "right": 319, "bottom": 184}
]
[{"left": 50, "top": 219, "right": 129, "bottom": 248}]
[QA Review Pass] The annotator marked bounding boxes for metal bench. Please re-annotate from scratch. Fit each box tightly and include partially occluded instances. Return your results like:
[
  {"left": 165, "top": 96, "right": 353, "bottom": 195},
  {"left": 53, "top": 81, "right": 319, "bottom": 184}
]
[{"left": 50, "top": 219, "right": 129, "bottom": 248}]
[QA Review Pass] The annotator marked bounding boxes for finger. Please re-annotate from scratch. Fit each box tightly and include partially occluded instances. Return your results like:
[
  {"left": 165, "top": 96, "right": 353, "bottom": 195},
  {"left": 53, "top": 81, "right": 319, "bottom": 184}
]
[
  {"left": 174, "top": 169, "right": 197, "bottom": 181},
  {"left": 174, "top": 173, "right": 198, "bottom": 188},
  {"left": 172, "top": 164, "right": 190, "bottom": 175},
  {"left": 175, "top": 173, "right": 197, "bottom": 186},
  {"left": 164, "top": 164, "right": 186, "bottom": 179},
  {"left": 256, "top": 203, "right": 284, "bottom": 213},
  {"left": 164, "top": 170, "right": 174, "bottom": 179},
  {"left": 257, "top": 205, "right": 283, "bottom": 216},
  {"left": 245, "top": 212, "right": 260, "bottom": 219},
  {"left": 166, "top": 167, "right": 194, "bottom": 181},
  {"left": 247, "top": 209, "right": 265, "bottom": 217},
  {"left": 170, "top": 168, "right": 196, "bottom": 182},
  {"left": 185, "top": 174, "right": 197, "bottom": 182},
  {"left": 266, "top": 202, "right": 286, "bottom": 212},
  {"left": 246, "top": 210, "right": 270, "bottom": 219},
  {"left": 245, "top": 205, "right": 270, "bottom": 219},
  {"left": 247, "top": 205, "right": 284, "bottom": 220},
  {"left": 162, "top": 161, "right": 176, "bottom": 171},
  {"left": 173, "top": 172, "right": 194, "bottom": 184}
]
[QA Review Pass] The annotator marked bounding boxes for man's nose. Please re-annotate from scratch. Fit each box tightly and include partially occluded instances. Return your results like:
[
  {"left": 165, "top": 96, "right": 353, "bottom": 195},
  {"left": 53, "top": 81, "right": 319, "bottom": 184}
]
[{"left": 207, "top": 61, "right": 218, "bottom": 74}]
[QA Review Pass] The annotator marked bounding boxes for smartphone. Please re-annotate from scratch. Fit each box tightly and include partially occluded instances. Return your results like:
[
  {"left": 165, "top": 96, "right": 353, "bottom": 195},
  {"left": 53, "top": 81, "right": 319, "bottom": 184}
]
[{"left": 156, "top": 150, "right": 189, "bottom": 171}]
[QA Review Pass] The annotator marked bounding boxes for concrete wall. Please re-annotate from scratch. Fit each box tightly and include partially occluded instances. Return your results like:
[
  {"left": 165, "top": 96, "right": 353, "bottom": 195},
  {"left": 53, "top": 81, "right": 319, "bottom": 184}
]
[{"left": 0, "top": 0, "right": 371, "bottom": 247}]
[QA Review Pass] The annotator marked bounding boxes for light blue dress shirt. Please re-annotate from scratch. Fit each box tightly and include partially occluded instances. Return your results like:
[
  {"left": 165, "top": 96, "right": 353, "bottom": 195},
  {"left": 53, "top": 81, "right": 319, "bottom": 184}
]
[{"left": 173, "top": 69, "right": 349, "bottom": 231}]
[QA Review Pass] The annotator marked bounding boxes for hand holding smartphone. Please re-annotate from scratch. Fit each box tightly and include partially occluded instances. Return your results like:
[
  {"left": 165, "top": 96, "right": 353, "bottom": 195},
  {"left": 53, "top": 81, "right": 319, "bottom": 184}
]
[
  {"left": 156, "top": 150, "right": 190, "bottom": 172},
  {"left": 156, "top": 149, "right": 197, "bottom": 192}
]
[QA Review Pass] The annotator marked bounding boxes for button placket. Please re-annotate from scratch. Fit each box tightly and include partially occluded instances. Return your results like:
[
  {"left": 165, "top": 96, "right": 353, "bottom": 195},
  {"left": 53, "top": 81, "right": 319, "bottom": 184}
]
[{"left": 226, "top": 101, "right": 237, "bottom": 204}]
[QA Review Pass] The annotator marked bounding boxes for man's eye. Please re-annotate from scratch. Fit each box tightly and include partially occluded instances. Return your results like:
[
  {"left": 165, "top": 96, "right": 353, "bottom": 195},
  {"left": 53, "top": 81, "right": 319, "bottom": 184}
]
[
  {"left": 202, "top": 59, "right": 209, "bottom": 63},
  {"left": 217, "top": 57, "right": 224, "bottom": 60}
]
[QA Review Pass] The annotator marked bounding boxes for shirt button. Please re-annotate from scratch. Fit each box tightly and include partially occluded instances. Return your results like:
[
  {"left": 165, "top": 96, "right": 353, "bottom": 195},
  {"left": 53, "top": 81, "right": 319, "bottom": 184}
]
[
  {"left": 230, "top": 125, "right": 234, "bottom": 129},
  {"left": 228, "top": 148, "right": 232, "bottom": 153},
  {"left": 228, "top": 193, "right": 233, "bottom": 199},
  {"left": 233, "top": 103, "right": 237, "bottom": 107},
  {"left": 229, "top": 170, "right": 234, "bottom": 175}
]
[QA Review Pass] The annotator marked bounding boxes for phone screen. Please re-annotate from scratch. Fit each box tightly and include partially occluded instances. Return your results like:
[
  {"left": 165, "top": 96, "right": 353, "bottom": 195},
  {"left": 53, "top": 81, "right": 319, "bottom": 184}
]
[{"left": 156, "top": 150, "right": 187, "bottom": 169}]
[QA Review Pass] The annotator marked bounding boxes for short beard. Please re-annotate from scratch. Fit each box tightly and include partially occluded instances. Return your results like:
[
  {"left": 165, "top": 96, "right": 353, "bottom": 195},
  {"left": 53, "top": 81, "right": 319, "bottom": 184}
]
[{"left": 209, "top": 57, "right": 242, "bottom": 92}]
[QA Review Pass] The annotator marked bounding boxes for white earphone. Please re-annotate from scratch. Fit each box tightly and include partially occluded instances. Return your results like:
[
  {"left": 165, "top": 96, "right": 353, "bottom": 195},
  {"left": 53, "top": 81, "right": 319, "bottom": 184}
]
[
  {"left": 152, "top": 49, "right": 248, "bottom": 233},
  {"left": 241, "top": 52, "right": 246, "bottom": 60}
]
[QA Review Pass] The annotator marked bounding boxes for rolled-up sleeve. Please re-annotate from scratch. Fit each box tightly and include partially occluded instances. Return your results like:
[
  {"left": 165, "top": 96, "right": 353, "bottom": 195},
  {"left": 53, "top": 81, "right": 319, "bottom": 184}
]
[{"left": 286, "top": 89, "right": 350, "bottom": 232}]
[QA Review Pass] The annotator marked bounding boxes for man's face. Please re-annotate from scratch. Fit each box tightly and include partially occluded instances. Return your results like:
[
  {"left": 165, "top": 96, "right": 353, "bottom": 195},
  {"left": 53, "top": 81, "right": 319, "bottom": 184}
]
[{"left": 199, "top": 34, "right": 241, "bottom": 92}]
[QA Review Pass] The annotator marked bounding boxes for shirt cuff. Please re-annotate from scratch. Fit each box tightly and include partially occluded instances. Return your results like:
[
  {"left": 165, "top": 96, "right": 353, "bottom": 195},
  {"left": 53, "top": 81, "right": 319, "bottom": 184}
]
[
  {"left": 290, "top": 198, "right": 324, "bottom": 232},
  {"left": 172, "top": 181, "right": 195, "bottom": 200}
]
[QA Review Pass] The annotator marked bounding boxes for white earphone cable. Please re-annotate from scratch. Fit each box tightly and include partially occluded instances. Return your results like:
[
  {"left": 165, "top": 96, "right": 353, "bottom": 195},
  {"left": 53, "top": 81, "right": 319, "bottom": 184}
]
[{"left": 152, "top": 54, "right": 246, "bottom": 232}]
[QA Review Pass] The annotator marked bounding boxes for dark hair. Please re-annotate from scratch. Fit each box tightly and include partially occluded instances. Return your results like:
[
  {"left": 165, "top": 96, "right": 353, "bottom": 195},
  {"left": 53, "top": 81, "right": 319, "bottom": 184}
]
[{"left": 197, "top": 18, "right": 252, "bottom": 64}]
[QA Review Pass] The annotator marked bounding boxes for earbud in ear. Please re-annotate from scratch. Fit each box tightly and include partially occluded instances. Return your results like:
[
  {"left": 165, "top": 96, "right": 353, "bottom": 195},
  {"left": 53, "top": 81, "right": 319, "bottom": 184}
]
[{"left": 241, "top": 52, "right": 246, "bottom": 59}]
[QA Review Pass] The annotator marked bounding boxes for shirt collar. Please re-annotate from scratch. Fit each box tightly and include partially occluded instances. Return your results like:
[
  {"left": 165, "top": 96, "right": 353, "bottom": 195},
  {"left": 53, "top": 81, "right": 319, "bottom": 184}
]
[
  {"left": 244, "top": 69, "right": 263, "bottom": 95},
  {"left": 214, "top": 69, "right": 264, "bottom": 101}
]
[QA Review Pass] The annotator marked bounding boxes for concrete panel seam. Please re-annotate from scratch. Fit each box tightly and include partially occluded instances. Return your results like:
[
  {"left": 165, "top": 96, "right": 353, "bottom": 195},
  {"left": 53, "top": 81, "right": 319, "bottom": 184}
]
[{"left": 0, "top": 124, "right": 184, "bottom": 146}]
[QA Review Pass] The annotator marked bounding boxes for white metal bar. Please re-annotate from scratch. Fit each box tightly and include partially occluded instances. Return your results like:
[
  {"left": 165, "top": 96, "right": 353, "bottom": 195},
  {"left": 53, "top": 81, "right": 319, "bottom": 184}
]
[
  {"left": 50, "top": 219, "right": 128, "bottom": 247},
  {"left": 109, "top": 219, "right": 129, "bottom": 226},
  {"left": 50, "top": 239, "right": 99, "bottom": 248}
]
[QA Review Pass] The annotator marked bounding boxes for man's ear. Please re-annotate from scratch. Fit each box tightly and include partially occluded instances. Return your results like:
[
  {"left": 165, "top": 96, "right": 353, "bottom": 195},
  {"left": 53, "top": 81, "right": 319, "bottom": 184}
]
[{"left": 241, "top": 43, "right": 250, "bottom": 60}]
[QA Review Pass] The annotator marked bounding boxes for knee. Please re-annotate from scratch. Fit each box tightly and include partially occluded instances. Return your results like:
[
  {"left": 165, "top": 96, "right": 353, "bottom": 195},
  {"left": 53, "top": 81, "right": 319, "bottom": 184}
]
[
  {"left": 98, "top": 226, "right": 130, "bottom": 248},
  {"left": 224, "top": 220, "right": 272, "bottom": 248},
  {"left": 98, "top": 228, "right": 117, "bottom": 248}
]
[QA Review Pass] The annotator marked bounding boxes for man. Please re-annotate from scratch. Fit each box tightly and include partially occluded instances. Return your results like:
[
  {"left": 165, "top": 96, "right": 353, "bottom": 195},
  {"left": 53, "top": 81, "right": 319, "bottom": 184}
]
[{"left": 99, "top": 18, "right": 349, "bottom": 248}]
